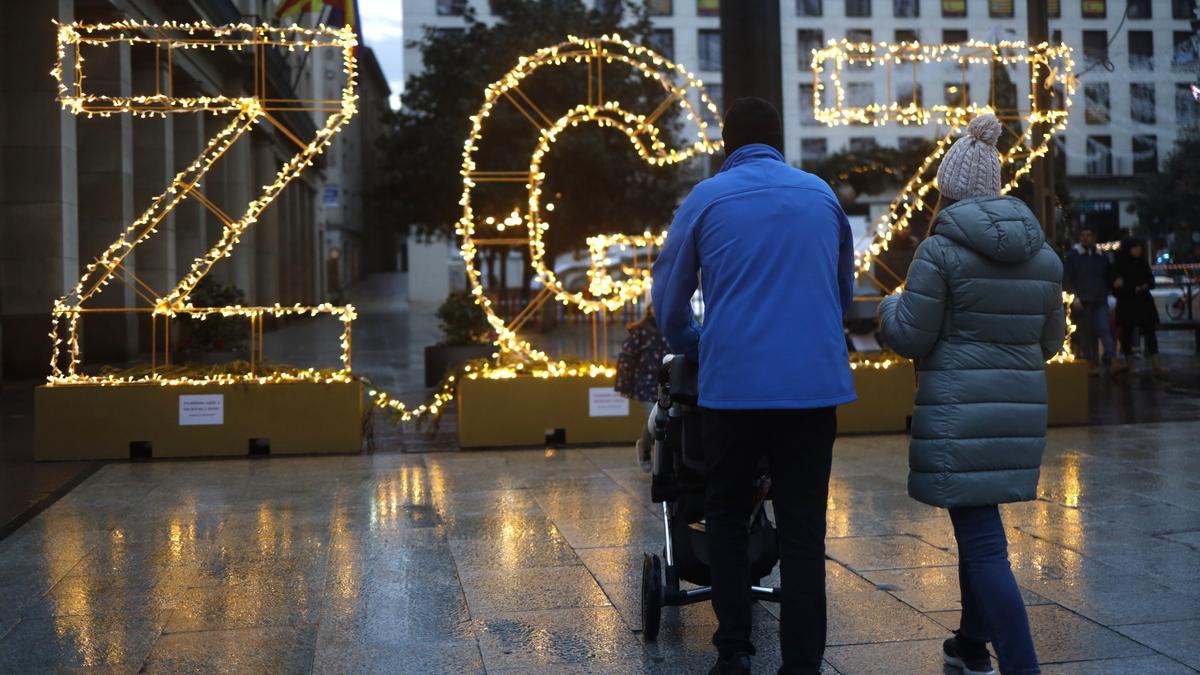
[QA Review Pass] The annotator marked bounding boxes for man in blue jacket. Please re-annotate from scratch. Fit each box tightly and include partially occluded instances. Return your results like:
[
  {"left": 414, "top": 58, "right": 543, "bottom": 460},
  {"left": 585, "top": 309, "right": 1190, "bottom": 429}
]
[{"left": 652, "top": 97, "right": 857, "bottom": 675}]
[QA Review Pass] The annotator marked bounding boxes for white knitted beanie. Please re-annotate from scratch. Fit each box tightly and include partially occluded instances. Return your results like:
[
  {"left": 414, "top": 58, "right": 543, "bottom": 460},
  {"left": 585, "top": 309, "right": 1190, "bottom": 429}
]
[{"left": 935, "top": 114, "right": 1003, "bottom": 201}]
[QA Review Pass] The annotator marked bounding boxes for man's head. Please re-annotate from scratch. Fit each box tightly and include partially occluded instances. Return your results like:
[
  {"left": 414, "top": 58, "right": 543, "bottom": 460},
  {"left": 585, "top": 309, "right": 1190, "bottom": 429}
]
[
  {"left": 722, "top": 97, "right": 784, "bottom": 155},
  {"left": 1079, "top": 226, "right": 1096, "bottom": 248}
]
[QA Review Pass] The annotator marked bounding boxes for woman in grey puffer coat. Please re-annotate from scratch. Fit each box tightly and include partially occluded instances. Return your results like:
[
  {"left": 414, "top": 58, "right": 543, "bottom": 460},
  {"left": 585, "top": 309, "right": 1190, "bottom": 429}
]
[{"left": 878, "top": 114, "right": 1065, "bottom": 675}]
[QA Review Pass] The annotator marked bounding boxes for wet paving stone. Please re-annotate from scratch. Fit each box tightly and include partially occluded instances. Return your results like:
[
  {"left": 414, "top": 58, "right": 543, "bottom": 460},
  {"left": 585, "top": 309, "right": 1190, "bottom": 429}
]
[
  {"left": 0, "top": 615, "right": 163, "bottom": 673},
  {"left": 826, "top": 534, "right": 958, "bottom": 571},
  {"left": 459, "top": 565, "right": 611, "bottom": 614},
  {"left": 1115, "top": 619, "right": 1200, "bottom": 670},
  {"left": 862, "top": 565, "right": 1050, "bottom": 613},
  {"left": 311, "top": 638, "right": 486, "bottom": 674},
  {"left": 1022, "top": 572, "right": 1200, "bottom": 625},
  {"left": 473, "top": 606, "right": 644, "bottom": 671},
  {"left": 1040, "top": 655, "right": 1200, "bottom": 674},
  {"left": 141, "top": 624, "right": 318, "bottom": 674},
  {"left": 824, "top": 637, "right": 949, "bottom": 674}
]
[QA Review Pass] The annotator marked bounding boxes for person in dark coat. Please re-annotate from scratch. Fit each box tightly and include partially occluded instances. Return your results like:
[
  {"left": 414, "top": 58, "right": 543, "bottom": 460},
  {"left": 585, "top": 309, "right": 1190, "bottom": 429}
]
[
  {"left": 879, "top": 114, "right": 1064, "bottom": 675},
  {"left": 1111, "top": 237, "right": 1162, "bottom": 376},
  {"left": 1063, "top": 226, "right": 1116, "bottom": 373}
]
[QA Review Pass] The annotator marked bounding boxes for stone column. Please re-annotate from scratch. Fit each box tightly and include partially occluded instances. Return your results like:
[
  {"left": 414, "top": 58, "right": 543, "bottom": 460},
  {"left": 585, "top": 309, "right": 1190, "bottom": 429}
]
[
  {"left": 222, "top": 127, "right": 256, "bottom": 303},
  {"left": 0, "top": 0, "right": 79, "bottom": 378},
  {"left": 73, "top": 12, "right": 137, "bottom": 366},
  {"left": 132, "top": 51, "right": 174, "bottom": 352}
]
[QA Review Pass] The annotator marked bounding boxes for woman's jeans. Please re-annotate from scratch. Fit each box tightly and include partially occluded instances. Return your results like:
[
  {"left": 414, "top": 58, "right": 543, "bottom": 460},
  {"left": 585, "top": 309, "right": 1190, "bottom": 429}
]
[{"left": 949, "top": 505, "right": 1041, "bottom": 675}]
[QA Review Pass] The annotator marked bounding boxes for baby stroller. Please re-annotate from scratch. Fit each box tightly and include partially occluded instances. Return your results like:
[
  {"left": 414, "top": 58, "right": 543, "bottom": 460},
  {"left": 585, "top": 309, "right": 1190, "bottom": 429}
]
[{"left": 640, "top": 355, "right": 781, "bottom": 640}]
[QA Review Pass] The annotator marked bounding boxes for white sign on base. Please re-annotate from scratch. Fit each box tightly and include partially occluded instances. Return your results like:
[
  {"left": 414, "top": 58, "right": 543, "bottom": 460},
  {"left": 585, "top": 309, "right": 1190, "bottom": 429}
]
[
  {"left": 179, "top": 394, "right": 225, "bottom": 426},
  {"left": 588, "top": 388, "right": 629, "bottom": 417}
]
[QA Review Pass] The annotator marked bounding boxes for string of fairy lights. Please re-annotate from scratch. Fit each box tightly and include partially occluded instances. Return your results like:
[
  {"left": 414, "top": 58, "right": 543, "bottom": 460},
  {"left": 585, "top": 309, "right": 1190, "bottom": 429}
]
[
  {"left": 812, "top": 38, "right": 1078, "bottom": 363},
  {"left": 371, "top": 35, "right": 722, "bottom": 421},
  {"left": 44, "top": 24, "right": 1079, "bottom": 425},
  {"left": 46, "top": 20, "right": 360, "bottom": 386}
]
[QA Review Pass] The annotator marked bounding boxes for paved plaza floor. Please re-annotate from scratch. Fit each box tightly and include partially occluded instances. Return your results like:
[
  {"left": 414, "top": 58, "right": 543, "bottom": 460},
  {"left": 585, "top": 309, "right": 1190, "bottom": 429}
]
[{"left": 0, "top": 420, "right": 1198, "bottom": 673}]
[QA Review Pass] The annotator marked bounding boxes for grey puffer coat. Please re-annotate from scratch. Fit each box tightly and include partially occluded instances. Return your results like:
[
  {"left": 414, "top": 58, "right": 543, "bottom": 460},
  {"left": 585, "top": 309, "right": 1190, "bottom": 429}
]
[{"left": 878, "top": 196, "right": 1066, "bottom": 509}]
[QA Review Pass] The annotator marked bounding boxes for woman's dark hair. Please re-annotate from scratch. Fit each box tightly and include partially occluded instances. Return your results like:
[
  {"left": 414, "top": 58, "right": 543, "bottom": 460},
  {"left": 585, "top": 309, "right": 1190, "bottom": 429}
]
[{"left": 1119, "top": 236, "right": 1146, "bottom": 258}]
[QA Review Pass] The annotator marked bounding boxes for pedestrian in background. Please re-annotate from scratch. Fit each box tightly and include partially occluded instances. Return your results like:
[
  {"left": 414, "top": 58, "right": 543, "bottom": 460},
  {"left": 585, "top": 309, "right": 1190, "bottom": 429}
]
[
  {"left": 1064, "top": 225, "right": 1117, "bottom": 374},
  {"left": 879, "top": 113, "right": 1064, "bottom": 675},
  {"left": 1111, "top": 237, "right": 1163, "bottom": 377},
  {"left": 615, "top": 305, "right": 669, "bottom": 470}
]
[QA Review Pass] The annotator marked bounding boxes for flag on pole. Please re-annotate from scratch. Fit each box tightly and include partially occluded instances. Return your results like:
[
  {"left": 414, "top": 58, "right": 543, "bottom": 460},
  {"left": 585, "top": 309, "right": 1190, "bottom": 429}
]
[{"left": 275, "top": 0, "right": 321, "bottom": 19}]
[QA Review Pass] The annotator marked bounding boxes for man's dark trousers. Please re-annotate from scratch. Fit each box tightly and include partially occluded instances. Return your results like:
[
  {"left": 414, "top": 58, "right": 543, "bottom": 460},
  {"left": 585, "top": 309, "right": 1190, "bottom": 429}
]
[{"left": 701, "top": 407, "right": 836, "bottom": 674}]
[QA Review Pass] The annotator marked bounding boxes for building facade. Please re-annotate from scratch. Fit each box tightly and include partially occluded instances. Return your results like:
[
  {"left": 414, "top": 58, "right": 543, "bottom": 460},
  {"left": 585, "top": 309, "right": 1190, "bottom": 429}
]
[
  {"left": 0, "top": 0, "right": 388, "bottom": 378},
  {"left": 403, "top": 0, "right": 1199, "bottom": 240}
]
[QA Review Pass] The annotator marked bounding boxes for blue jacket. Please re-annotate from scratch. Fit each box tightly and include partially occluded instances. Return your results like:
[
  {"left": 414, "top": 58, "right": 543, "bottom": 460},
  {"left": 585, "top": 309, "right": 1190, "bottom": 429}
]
[
  {"left": 651, "top": 144, "right": 857, "bottom": 409},
  {"left": 1063, "top": 244, "right": 1112, "bottom": 304}
]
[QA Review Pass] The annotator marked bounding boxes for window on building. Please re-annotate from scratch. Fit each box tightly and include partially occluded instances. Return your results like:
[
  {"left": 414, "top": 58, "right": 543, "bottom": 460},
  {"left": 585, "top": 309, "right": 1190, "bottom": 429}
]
[
  {"left": 1086, "top": 136, "right": 1112, "bottom": 175},
  {"left": 698, "top": 30, "right": 721, "bottom": 71},
  {"left": 894, "top": 0, "right": 919, "bottom": 17},
  {"left": 898, "top": 82, "right": 923, "bottom": 107},
  {"left": 1083, "top": 31, "right": 1109, "bottom": 68},
  {"left": 989, "top": 0, "right": 1014, "bottom": 17},
  {"left": 799, "top": 83, "right": 818, "bottom": 125},
  {"left": 847, "top": 0, "right": 872, "bottom": 17},
  {"left": 594, "top": 0, "right": 622, "bottom": 12},
  {"left": 943, "top": 29, "right": 969, "bottom": 44},
  {"left": 799, "top": 83, "right": 819, "bottom": 125},
  {"left": 697, "top": 0, "right": 719, "bottom": 16},
  {"left": 1129, "top": 31, "right": 1154, "bottom": 70},
  {"left": 849, "top": 137, "right": 878, "bottom": 153},
  {"left": 647, "top": 0, "right": 673, "bottom": 15},
  {"left": 895, "top": 28, "right": 919, "bottom": 44},
  {"left": 1132, "top": 135, "right": 1158, "bottom": 174},
  {"left": 1054, "top": 135, "right": 1067, "bottom": 175},
  {"left": 846, "top": 29, "right": 872, "bottom": 70},
  {"left": 944, "top": 81, "right": 970, "bottom": 107},
  {"left": 1048, "top": 0, "right": 1060, "bottom": 17},
  {"left": 1085, "top": 83, "right": 1110, "bottom": 124},
  {"left": 899, "top": 136, "right": 926, "bottom": 153},
  {"left": 1173, "top": 31, "right": 1199, "bottom": 70},
  {"left": 801, "top": 138, "right": 828, "bottom": 167},
  {"left": 433, "top": 27, "right": 464, "bottom": 39},
  {"left": 1174, "top": 0, "right": 1197, "bottom": 19},
  {"left": 798, "top": 30, "right": 824, "bottom": 69},
  {"left": 797, "top": 0, "right": 823, "bottom": 16},
  {"left": 436, "top": 0, "right": 466, "bottom": 15},
  {"left": 942, "top": 0, "right": 966, "bottom": 17},
  {"left": 1130, "top": 83, "right": 1156, "bottom": 123},
  {"left": 1083, "top": 0, "right": 1106, "bottom": 17},
  {"left": 650, "top": 29, "right": 675, "bottom": 59},
  {"left": 846, "top": 82, "right": 875, "bottom": 112},
  {"left": 1177, "top": 82, "right": 1200, "bottom": 127},
  {"left": 1127, "top": 0, "right": 1152, "bottom": 18}
]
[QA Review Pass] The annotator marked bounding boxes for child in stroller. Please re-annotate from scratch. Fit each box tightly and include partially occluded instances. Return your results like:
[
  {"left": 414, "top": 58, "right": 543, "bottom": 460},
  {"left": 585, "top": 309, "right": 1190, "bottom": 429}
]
[{"left": 640, "top": 354, "right": 782, "bottom": 640}]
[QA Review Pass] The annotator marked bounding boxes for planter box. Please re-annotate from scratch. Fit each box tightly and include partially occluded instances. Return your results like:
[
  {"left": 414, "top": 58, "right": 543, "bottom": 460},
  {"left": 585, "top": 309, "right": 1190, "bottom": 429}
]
[
  {"left": 35, "top": 380, "right": 363, "bottom": 461},
  {"left": 424, "top": 344, "right": 494, "bottom": 387},
  {"left": 457, "top": 373, "right": 644, "bottom": 448}
]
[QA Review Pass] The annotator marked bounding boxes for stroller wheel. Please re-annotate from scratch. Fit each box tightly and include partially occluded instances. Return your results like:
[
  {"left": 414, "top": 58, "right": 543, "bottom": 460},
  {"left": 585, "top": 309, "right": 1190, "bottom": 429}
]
[{"left": 641, "top": 552, "right": 663, "bottom": 641}]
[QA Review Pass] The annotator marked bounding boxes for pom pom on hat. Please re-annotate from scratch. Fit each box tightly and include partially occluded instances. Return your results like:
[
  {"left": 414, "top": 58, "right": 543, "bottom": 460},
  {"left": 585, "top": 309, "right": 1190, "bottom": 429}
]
[
  {"left": 965, "top": 113, "right": 1002, "bottom": 146},
  {"left": 936, "top": 113, "right": 1003, "bottom": 201}
]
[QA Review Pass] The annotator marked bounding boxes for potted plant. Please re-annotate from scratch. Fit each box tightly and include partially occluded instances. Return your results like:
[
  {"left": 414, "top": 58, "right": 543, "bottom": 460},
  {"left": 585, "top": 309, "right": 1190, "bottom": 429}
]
[
  {"left": 424, "top": 291, "right": 494, "bottom": 386},
  {"left": 176, "top": 278, "right": 251, "bottom": 365}
]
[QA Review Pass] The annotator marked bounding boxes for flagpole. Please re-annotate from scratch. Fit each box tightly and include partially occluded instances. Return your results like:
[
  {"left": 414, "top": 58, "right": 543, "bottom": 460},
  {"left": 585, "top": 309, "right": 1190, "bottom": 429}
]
[{"left": 288, "top": 3, "right": 331, "bottom": 94}]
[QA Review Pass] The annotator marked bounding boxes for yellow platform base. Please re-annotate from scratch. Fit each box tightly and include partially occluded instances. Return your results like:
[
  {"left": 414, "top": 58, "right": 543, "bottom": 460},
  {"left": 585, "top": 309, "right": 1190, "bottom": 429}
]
[
  {"left": 457, "top": 374, "right": 644, "bottom": 448},
  {"left": 455, "top": 360, "right": 1089, "bottom": 447},
  {"left": 35, "top": 380, "right": 363, "bottom": 461}
]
